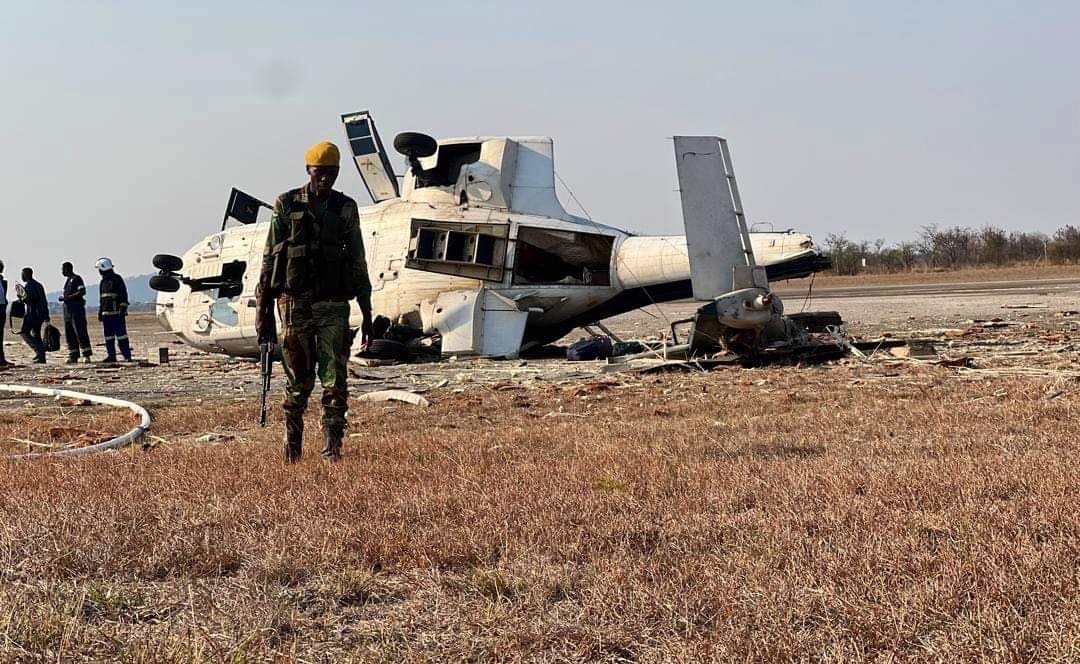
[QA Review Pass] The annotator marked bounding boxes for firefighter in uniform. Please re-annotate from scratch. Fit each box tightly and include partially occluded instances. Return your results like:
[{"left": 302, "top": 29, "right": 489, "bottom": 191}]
[
  {"left": 256, "top": 141, "right": 373, "bottom": 463},
  {"left": 59, "top": 262, "right": 93, "bottom": 363},
  {"left": 95, "top": 258, "right": 132, "bottom": 362}
]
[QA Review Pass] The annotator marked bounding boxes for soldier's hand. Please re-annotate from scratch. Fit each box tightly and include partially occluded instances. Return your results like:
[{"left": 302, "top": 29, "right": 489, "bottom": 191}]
[
  {"left": 360, "top": 315, "right": 373, "bottom": 349},
  {"left": 256, "top": 301, "right": 276, "bottom": 344}
]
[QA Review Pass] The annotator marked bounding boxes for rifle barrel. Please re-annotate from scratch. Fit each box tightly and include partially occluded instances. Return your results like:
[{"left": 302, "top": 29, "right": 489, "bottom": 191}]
[{"left": 259, "top": 341, "right": 274, "bottom": 427}]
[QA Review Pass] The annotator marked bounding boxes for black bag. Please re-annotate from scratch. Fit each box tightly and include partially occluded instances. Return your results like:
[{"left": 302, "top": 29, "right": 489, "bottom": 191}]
[
  {"left": 44, "top": 323, "right": 61, "bottom": 352},
  {"left": 8, "top": 300, "right": 25, "bottom": 319},
  {"left": 567, "top": 336, "right": 614, "bottom": 361}
]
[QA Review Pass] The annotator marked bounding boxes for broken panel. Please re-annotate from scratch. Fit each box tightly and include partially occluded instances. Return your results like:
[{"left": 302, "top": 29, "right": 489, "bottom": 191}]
[
  {"left": 221, "top": 188, "right": 271, "bottom": 230},
  {"left": 341, "top": 110, "right": 400, "bottom": 203},
  {"left": 512, "top": 227, "right": 613, "bottom": 286},
  {"left": 406, "top": 219, "right": 509, "bottom": 281},
  {"left": 429, "top": 289, "right": 530, "bottom": 359}
]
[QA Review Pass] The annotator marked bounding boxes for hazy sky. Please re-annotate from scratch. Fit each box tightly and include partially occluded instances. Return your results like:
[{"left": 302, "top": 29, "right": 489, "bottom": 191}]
[{"left": 2, "top": 1, "right": 1078, "bottom": 292}]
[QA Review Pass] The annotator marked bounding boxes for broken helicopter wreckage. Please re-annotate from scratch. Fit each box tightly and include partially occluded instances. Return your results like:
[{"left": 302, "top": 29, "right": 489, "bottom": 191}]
[{"left": 150, "top": 112, "right": 834, "bottom": 361}]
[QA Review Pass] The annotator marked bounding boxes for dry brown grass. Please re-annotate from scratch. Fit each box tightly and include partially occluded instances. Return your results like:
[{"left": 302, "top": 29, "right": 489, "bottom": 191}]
[
  {"left": 0, "top": 400, "right": 139, "bottom": 455},
  {"left": 1, "top": 366, "right": 1078, "bottom": 662}
]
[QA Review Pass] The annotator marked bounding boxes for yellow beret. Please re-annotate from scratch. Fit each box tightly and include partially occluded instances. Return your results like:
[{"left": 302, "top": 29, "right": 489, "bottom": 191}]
[{"left": 304, "top": 141, "right": 341, "bottom": 167}]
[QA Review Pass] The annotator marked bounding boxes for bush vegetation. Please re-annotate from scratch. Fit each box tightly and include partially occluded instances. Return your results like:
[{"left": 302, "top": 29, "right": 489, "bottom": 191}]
[{"left": 824, "top": 224, "right": 1080, "bottom": 276}]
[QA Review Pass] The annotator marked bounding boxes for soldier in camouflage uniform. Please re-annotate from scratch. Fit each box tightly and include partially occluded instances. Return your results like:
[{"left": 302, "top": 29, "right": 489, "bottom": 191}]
[{"left": 256, "top": 141, "right": 373, "bottom": 463}]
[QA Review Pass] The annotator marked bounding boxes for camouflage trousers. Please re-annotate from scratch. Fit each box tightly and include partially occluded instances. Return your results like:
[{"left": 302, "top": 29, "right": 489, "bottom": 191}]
[{"left": 277, "top": 294, "right": 352, "bottom": 431}]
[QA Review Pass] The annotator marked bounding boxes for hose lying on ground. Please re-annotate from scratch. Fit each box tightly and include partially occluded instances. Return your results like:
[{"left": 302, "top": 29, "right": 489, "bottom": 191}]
[{"left": 0, "top": 384, "right": 151, "bottom": 459}]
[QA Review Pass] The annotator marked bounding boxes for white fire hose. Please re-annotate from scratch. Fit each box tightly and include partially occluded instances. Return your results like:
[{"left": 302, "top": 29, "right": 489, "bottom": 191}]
[{"left": 0, "top": 384, "right": 151, "bottom": 459}]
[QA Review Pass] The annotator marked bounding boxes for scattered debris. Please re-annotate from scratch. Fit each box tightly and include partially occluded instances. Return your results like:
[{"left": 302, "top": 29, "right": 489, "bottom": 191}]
[
  {"left": 935, "top": 356, "right": 978, "bottom": 369},
  {"left": 965, "top": 319, "right": 1012, "bottom": 328},
  {"left": 358, "top": 390, "right": 430, "bottom": 407},
  {"left": 195, "top": 433, "right": 236, "bottom": 444}
]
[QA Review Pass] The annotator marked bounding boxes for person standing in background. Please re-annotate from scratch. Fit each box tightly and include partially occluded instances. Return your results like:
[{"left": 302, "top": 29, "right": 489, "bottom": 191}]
[
  {"left": 96, "top": 257, "right": 132, "bottom": 363},
  {"left": 59, "top": 261, "right": 93, "bottom": 363},
  {"left": 0, "top": 260, "right": 9, "bottom": 367},
  {"left": 18, "top": 267, "right": 49, "bottom": 364}
]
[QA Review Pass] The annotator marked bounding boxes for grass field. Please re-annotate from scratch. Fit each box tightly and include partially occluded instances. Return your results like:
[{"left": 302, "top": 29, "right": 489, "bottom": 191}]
[
  {"left": 2, "top": 363, "right": 1077, "bottom": 662},
  {"left": 0, "top": 403, "right": 139, "bottom": 456}
]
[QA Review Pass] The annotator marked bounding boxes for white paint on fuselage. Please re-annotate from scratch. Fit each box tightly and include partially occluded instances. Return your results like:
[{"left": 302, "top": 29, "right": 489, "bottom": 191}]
[
  {"left": 156, "top": 131, "right": 821, "bottom": 357},
  {"left": 156, "top": 207, "right": 817, "bottom": 357}
]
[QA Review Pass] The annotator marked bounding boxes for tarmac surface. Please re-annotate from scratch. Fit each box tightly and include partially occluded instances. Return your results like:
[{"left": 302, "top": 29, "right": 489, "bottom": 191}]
[
  {"left": 608, "top": 275, "right": 1080, "bottom": 339},
  {"left": 1, "top": 275, "right": 1078, "bottom": 411}
]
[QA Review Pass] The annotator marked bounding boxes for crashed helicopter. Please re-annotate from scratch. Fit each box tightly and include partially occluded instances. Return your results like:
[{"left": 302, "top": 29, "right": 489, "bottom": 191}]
[{"left": 150, "top": 111, "right": 832, "bottom": 359}]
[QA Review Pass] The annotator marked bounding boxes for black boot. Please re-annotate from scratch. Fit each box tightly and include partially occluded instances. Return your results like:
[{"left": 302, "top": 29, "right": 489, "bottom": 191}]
[
  {"left": 118, "top": 337, "right": 133, "bottom": 361},
  {"left": 283, "top": 414, "right": 303, "bottom": 463},
  {"left": 321, "top": 426, "right": 344, "bottom": 462},
  {"left": 103, "top": 338, "right": 117, "bottom": 363}
]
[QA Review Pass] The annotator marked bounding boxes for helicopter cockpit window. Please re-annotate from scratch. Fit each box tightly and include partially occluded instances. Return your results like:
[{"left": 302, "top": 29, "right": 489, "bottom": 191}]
[
  {"left": 512, "top": 228, "right": 613, "bottom": 286},
  {"left": 415, "top": 143, "right": 482, "bottom": 189}
]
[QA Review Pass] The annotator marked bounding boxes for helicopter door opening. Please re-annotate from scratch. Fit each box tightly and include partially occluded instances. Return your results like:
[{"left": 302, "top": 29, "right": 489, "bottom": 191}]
[
  {"left": 184, "top": 260, "right": 247, "bottom": 297},
  {"left": 341, "top": 110, "right": 399, "bottom": 203},
  {"left": 512, "top": 227, "right": 613, "bottom": 286},
  {"left": 217, "top": 261, "right": 245, "bottom": 298},
  {"left": 406, "top": 219, "right": 508, "bottom": 281}
]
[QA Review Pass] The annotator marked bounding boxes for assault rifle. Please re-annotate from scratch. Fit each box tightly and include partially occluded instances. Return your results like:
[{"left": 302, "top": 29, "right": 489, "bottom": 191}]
[
  {"left": 259, "top": 339, "right": 275, "bottom": 427},
  {"left": 258, "top": 303, "right": 277, "bottom": 427}
]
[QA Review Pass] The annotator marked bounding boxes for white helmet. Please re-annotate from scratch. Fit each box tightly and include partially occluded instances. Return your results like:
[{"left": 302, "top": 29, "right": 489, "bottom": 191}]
[{"left": 95, "top": 257, "right": 114, "bottom": 271}]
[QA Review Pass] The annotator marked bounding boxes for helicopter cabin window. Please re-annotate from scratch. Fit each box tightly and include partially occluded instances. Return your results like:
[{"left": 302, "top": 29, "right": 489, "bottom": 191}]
[
  {"left": 406, "top": 219, "right": 508, "bottom": 281},
  {"left": 415, "top": 143, "right": 482, "bottom": 189},
  {"left": 512, "top": 228, "right": 613, "bottom": 286}
]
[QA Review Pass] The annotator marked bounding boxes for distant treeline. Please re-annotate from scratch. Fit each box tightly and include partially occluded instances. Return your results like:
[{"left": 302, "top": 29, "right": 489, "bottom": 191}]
[{"left": 825, "top": 225, "right": 1080, "bottom": 275}]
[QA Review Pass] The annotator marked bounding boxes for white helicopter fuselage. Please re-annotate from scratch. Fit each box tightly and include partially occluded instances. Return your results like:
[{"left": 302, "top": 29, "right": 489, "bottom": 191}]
[
  {"left": 155, "top": 126, "right": 827, "bottom": 358},
  {"left": 156, "top": 212, "right": 819, "bottom": 358}
]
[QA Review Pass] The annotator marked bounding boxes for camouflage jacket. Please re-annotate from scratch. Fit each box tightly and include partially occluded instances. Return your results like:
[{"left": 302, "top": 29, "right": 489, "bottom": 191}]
[{"left": 259, "top": 184, "right": 372, "bottom": 311}]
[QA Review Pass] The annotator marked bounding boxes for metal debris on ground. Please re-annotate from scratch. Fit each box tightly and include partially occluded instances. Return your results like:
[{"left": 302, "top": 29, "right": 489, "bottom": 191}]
[{"left": 357, "top": 390, "right": 431, "bottom": 407}]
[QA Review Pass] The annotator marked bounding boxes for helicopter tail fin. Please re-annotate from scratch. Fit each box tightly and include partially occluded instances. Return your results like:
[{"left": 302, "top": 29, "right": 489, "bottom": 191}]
[{"left": 672, "top": 136, "right": 765, "bottom": 300}]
